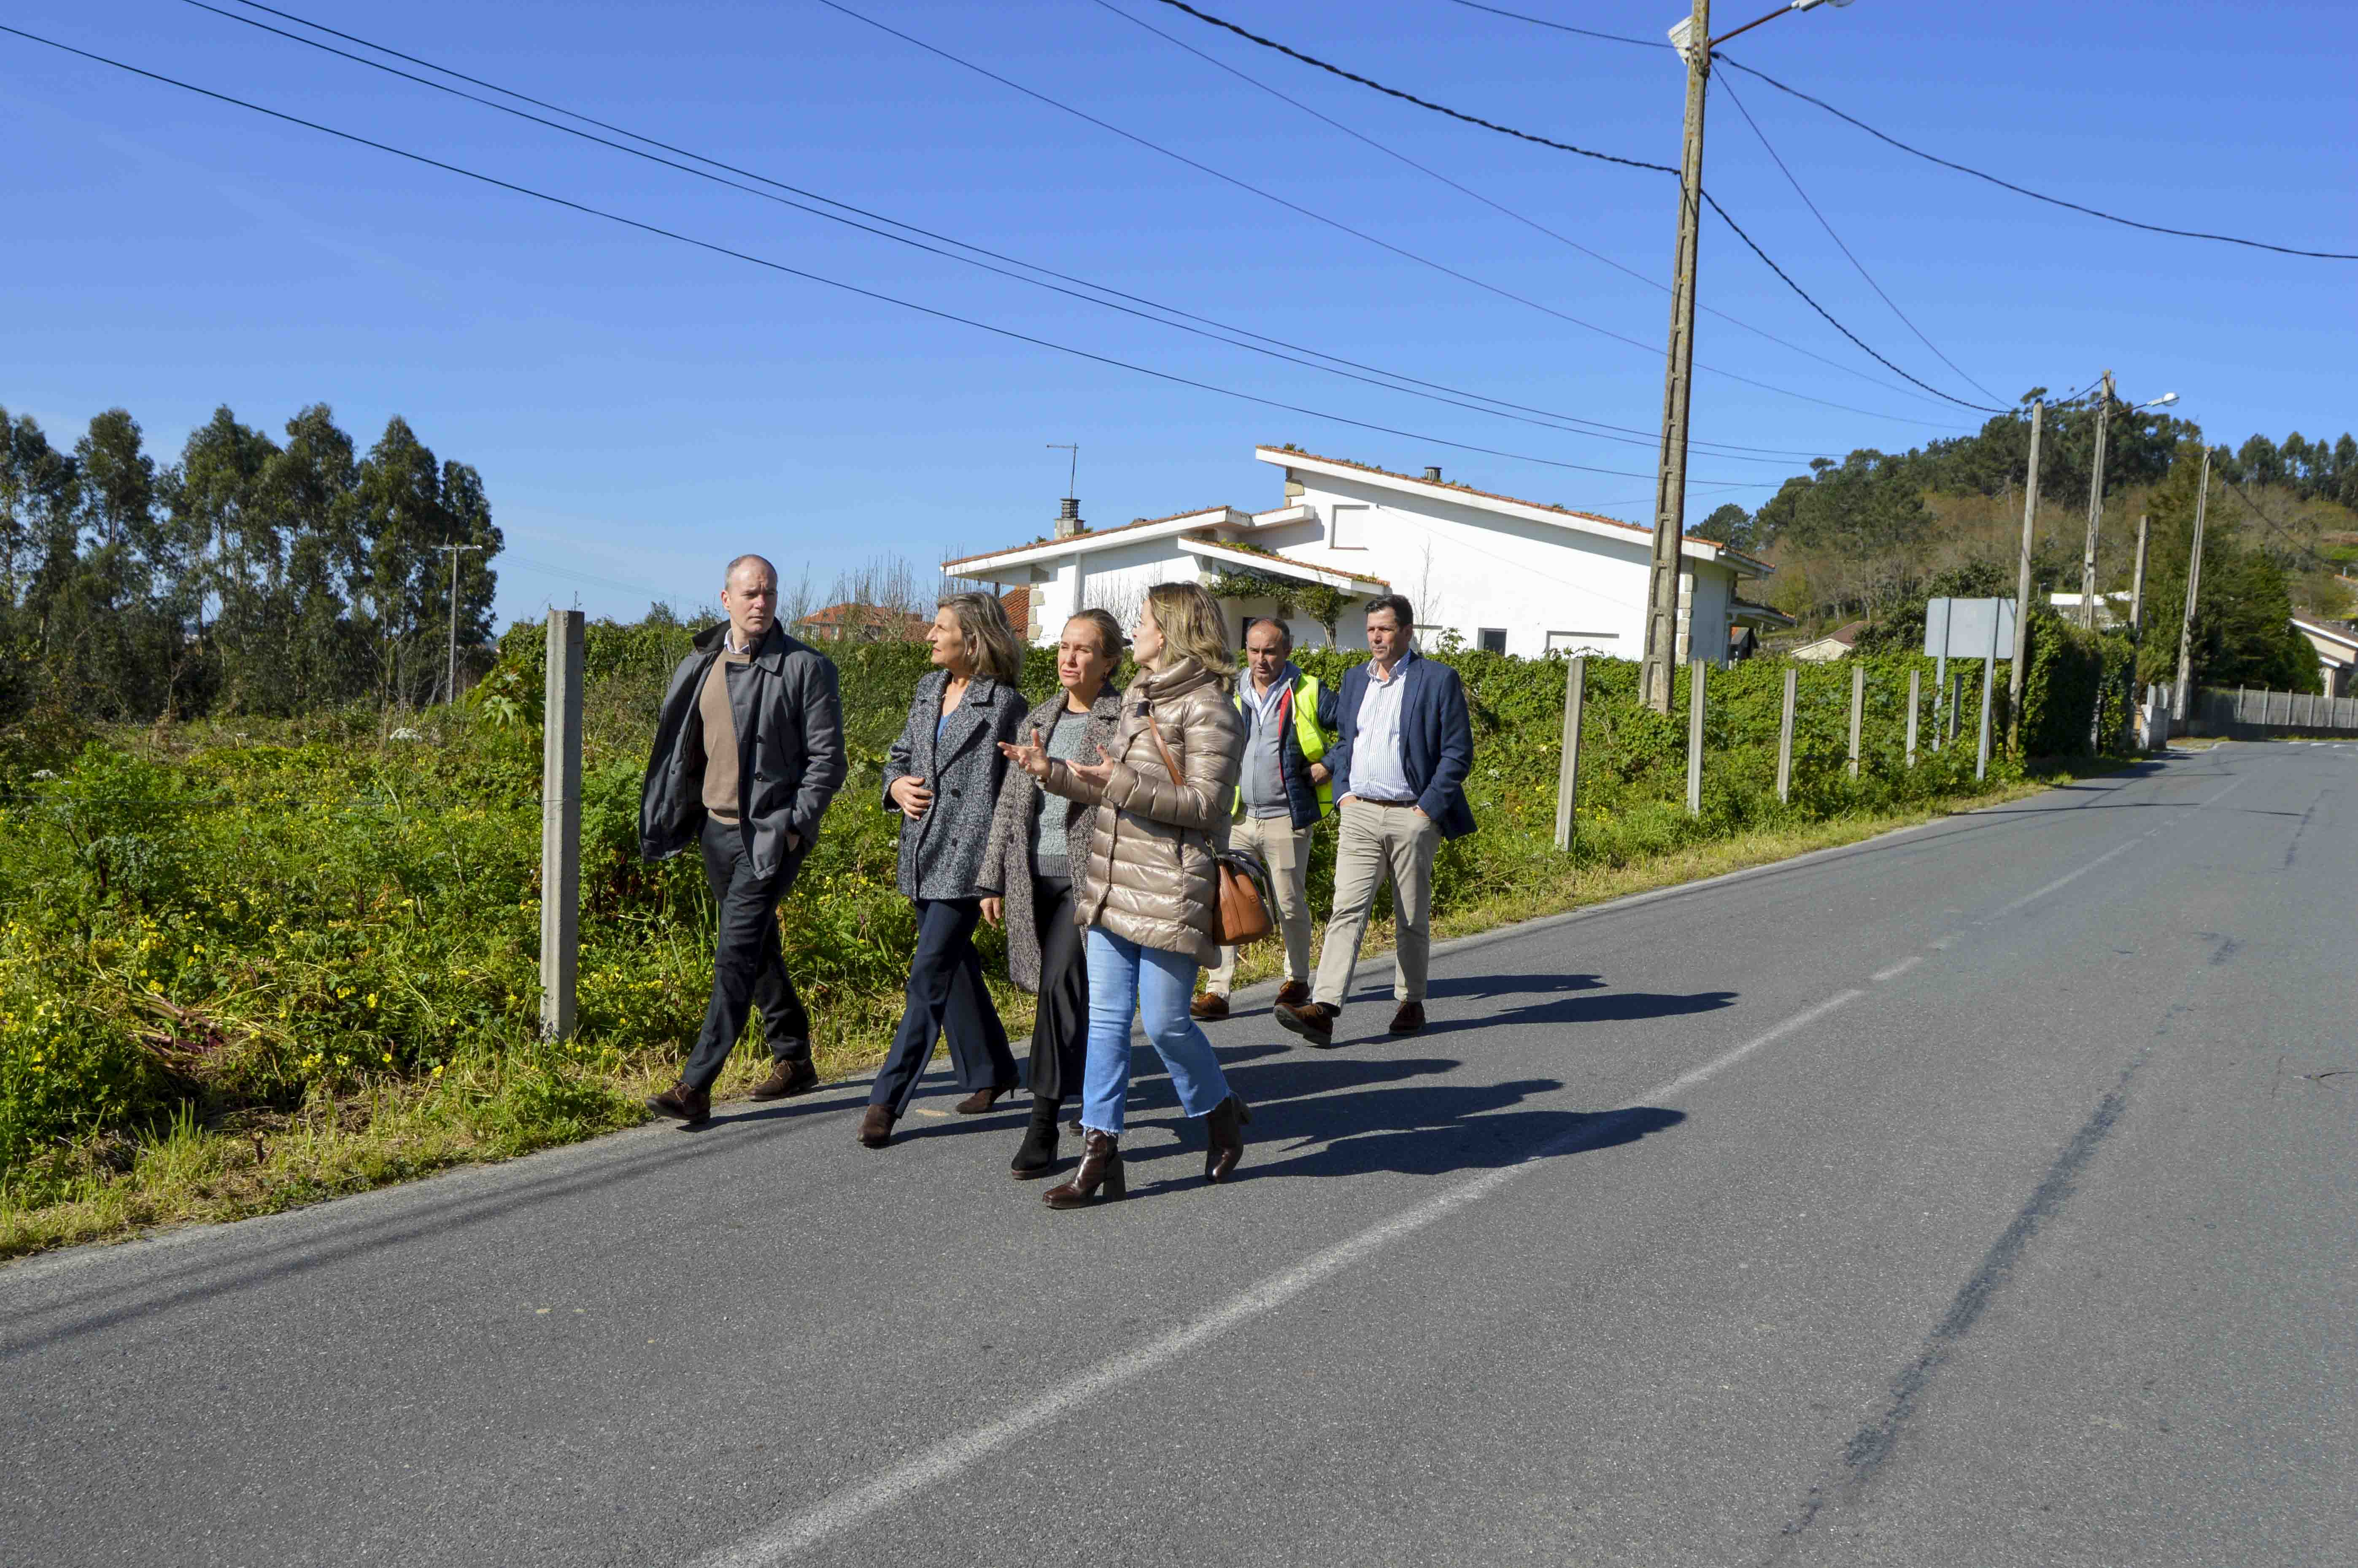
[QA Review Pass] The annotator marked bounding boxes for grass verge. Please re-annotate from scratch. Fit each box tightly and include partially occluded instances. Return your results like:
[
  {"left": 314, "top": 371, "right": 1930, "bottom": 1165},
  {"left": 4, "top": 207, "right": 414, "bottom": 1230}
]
[{"left": 0, "top": 767, "right": 2096, "bottom": 1263}]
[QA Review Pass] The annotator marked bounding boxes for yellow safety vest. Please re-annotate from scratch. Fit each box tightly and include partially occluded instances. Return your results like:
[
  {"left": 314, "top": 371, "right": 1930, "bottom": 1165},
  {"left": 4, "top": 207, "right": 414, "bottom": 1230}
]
[{"left": 1233, "top": 672, "right": 1333, "bottom": 817}]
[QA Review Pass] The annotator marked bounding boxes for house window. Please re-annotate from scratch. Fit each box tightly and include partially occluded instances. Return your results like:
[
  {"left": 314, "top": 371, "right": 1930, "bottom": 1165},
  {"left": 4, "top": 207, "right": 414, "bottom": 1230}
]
[
  {"left": 1477, "top": 628, "right": 1507, "bottom": 655},
  {"left": 1328, "top": 503, "right": 1368, "bottom": 549},
  {"left": 1546, "top": 630, "right": 1620, "bottom": 657}
]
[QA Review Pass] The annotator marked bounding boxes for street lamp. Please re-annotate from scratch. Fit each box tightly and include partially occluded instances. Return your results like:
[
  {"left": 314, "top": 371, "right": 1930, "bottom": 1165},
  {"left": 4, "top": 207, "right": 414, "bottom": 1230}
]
[
  {"left": 1641, "top": 0, "right": 1860, "bottom": 712},
  {"left": 2078, "top": 382, "right": 2183, "bottom": 629}
]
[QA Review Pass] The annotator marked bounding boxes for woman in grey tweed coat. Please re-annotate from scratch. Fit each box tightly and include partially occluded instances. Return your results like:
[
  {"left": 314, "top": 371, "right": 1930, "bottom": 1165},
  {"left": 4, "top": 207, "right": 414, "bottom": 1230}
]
[
  {"left": 977, "top": 609, "right": 1125, "bottom": 1179},
  {"left": 858, "top": 591, "right": 1029, "bottom": 1149}
]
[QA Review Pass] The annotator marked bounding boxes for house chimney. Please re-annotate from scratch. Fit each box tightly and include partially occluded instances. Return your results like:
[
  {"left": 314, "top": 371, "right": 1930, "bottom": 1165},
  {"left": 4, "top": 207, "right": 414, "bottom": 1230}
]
[
  {"left": 1054, "top": 496, "right": 1085, "bottom": 539},
  {"left": 1422, "top": 465, "right": 1442, "bottom": 482}
]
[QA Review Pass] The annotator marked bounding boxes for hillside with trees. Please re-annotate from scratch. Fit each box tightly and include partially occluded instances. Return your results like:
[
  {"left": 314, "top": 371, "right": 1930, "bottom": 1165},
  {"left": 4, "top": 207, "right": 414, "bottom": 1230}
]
[{"left": 1691, "top": 390, "right": 2355, "bottom": 691}]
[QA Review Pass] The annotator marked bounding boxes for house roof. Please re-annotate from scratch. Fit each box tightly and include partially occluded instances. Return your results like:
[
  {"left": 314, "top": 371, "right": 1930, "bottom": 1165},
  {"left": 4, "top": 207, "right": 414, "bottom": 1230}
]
[
  {"left": 2291, "top": 616, "right": 2358, "bottom": 656},
  {"left": 1729, "top": 599, "right": 1797, "bottom": 629},
  {"left": 795, "top": 601, "right": 930, "bottom": 635},
  {"left": 1254, "top": 446, "right": 1770, "bottom": 575},
  {"left": 1179, "top": 535, "right": 1390, "bottom": 593},
  {"left": 942, "top": 505, "right": 1252, "bottom": 577}
]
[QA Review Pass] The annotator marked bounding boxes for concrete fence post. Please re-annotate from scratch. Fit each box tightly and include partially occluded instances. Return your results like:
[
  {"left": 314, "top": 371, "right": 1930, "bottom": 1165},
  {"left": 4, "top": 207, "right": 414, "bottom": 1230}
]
[
  {"left": 1686, "top": 659, "right": 1707, "bottom": 815},
  {"left": 1554, "top": 656, "right": 1586, "bottom": 852},
  {"left": 1976, "top": 648, "right": 1996, "bottom": 780},
  {"left": 1777, "top": 664, "right": 1797, "bottom": 804},
  {"left": 1948, "top": 672, "right": 1963, "bottom": 745},
  {"left": 539, "top": 608, "right": 584, "bottom": 1040},
  {"left": 1848, "top": 664, "right": 1865, "bottom": 779},
  {"left": 1905, "top": 668, "right": 1921, "bottom": 767}
]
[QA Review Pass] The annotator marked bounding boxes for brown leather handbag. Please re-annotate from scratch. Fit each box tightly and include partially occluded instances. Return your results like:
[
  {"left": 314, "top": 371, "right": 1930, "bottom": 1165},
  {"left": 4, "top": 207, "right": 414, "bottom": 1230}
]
[{"left": 1141, "top": 707, "right": 1276, "bottom": 946}]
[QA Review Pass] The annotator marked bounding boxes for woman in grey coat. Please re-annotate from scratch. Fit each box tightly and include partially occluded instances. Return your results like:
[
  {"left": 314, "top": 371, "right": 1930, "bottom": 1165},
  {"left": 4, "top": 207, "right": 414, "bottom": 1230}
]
[
  {"left": 859, "top": 592, "right": 1028, "bottom": 1149},
  {"left": 977, "top": 609, "right": 1125, "bottom": 1179}
]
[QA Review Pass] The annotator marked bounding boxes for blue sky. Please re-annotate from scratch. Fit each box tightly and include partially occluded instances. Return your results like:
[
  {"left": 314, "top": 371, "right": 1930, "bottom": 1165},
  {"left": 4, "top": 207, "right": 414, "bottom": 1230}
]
[{"left": 5, "top": 0, "right": 2351, "bottom": 626}]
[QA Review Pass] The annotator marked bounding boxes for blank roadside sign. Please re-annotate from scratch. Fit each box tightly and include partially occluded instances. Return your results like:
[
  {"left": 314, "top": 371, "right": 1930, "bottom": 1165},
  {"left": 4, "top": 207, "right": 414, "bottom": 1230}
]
[{"left": 1924, "top": 597, "right": 2017, "bottom": 660}]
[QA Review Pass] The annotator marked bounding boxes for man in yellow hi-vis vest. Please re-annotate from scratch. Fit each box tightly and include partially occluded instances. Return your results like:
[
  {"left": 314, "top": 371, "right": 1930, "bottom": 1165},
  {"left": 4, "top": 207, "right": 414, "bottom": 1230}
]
[{"left": 1193, "top": 616, "right": 1341, "bottom": 1020}]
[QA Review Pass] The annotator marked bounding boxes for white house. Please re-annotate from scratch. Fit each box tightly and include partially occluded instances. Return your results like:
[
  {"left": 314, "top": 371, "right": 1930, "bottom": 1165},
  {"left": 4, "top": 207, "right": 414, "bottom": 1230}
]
[{"left": 943, "top": 446, "right": 1768, "bottom": 663}]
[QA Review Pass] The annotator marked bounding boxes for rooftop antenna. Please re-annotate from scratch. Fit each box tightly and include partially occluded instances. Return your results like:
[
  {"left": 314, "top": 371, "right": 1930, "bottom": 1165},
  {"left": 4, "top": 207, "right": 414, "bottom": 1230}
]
[{"left": 1048, "top": 443, "right": 1085, "bottom": 538}]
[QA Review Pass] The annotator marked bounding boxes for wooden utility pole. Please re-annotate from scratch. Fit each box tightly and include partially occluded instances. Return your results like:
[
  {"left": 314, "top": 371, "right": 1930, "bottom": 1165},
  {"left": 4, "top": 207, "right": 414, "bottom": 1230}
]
[
  {"left": 1641, "top": 0, "right": 1712, "bottom": 715},
  {"left": 436, "top": 542, "right": 485, "bottom": 707},
  {"left": 1554, "top": 656, "right": 1586, "bottom": 851},
  {"left": 2007, "top": 399, "right": 2042, "bottom": 744},
  {"left": 1776, "top": 664, "right": 1797, "bottom": 803},
  {"left": 2172, "top": 451, "right": 2211, "bottom": 721},
  {"left": 540, "top": 609, "right": 584, "bottom": 1039},
  {"left": 2078, "top": 371, "right": 2115, "bottom": 628},
  {"left": 1686, "top": 659, "right": 1708, "bottom": 814}
]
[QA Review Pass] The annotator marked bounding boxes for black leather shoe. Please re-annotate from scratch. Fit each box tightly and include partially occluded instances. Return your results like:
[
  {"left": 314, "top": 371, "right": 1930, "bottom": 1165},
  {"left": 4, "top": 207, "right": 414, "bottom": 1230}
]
[{"left": 1388, "top": 1001, "right": 1426, "bottom": 1035}]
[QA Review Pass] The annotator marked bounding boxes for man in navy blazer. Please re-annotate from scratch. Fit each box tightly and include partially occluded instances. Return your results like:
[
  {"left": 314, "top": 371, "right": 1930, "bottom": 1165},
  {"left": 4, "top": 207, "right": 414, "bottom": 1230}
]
[{"left": 1276, "top": 594, "right": 1476, "bottom": 1044}]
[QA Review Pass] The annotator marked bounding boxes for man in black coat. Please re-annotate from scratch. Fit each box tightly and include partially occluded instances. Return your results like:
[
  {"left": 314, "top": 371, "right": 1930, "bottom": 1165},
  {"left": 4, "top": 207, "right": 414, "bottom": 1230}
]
[{"left": 639, "top": 554, "right": 846, "bottom": 1125}]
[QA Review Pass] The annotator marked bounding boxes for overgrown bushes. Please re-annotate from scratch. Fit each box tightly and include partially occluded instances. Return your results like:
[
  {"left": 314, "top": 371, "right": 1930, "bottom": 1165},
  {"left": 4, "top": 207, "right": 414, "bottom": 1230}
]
[{"left": 0, "top": 620, "right": 2119, "bottom": 1233}]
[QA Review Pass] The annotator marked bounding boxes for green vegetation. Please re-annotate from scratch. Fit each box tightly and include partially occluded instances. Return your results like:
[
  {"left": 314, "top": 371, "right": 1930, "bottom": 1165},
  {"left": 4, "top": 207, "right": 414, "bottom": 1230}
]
[{"left": 0, "top": 608, "right": 2129, "bottom": 1258}]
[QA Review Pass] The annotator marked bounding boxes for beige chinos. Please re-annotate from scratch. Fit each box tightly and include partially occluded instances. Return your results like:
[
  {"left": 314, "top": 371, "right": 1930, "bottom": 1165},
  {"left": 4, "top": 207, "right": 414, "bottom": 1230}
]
[
  {"left": 1311, "top": 798, "right": 1438, "bottom": 1007},
  {"left": 1206, "top": 811, "right": 1314, "bottom": 994}
]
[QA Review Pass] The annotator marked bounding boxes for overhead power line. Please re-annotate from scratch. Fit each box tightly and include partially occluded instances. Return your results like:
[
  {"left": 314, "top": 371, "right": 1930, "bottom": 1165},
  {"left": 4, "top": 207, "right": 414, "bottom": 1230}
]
[
  {"left": 1698, "top": 192, "right": 2006, "bottom": 414},
  {"left": 1144, "top": 0, "right": 2007, "bottom": 413},
  {"left": 1711, "top": 68, "right": 2007, "bottom": 406},
  {"left": 1445, "top": 0, "right": 1662, "bottom": 50},
  {"left": 0, "top": 22, "right": 1788, "bottom": 496},
  {"left": 1453, "top": 0, "right": 2358, "bottom": 260},
  {"left": 1087, "top": 0, "right": 1976, "bottom": 424},
  {"left": 812, "top": 0, "right": 1972, "bottom": 430},
  {"left": 185, "top": 2, "right": 1795, "bottom": 464},
  {"left": 1144, "top": 0, "right": 1672, "bottom": 173},
  {"left": 189, "top": 0, "right": 1827, "bottom": 465}
]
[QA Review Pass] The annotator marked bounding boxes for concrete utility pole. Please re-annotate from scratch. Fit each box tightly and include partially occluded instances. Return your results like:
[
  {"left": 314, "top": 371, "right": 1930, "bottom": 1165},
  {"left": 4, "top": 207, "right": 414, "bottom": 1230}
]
[
  {"left": 2007, "top": 399, "right": 2042, "bottom": 743},
  {"left": 2128, "top": 515, "right": 2151, "bottom": 639},
  {"left": 2172, "top": 451, "right": 2211, "bottom": 721},
  {"left": 436, "top": 543, "right": 485, "bottom": 706},
  {"left": 1641, "top": 0, "right": 1713, "bottom": 715},
  {"left": 2079, "top": 371, "right": 2115, "bottom": 629},
  {"left": 540, "top": 609, "right": 584, "bottom": 1040}
]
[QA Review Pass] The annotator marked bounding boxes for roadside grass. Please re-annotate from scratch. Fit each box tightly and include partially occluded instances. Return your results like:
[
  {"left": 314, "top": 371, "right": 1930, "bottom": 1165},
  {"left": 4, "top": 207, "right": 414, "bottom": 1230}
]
[{"left": 0, "top": 765, "right": 2088, "bottom": 1262}]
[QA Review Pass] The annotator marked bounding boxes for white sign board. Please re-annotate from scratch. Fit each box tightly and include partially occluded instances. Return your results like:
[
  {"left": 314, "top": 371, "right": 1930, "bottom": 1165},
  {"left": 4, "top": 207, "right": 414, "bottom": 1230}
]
[{"left": 1924, "top": 597, "right": 2017, "bottom": 661}]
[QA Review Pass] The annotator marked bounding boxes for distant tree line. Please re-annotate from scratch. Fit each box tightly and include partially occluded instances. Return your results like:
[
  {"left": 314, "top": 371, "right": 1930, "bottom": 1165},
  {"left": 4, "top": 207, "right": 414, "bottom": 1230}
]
[{"left": 0, "top": 402, "right": 500, "bottom": 729}]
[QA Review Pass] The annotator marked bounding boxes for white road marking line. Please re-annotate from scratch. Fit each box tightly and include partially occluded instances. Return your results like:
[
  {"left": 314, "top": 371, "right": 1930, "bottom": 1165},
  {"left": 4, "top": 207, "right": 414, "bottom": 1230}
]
[
  {"left": 690, "top": 989, "right": 1868, "bottom": 1566},
  {"left": 1871, "top": 956, "right": 1922, "bottom": 983},
  {"left": 1990, "top": 839, "right": 2141, "bottom": 917}
]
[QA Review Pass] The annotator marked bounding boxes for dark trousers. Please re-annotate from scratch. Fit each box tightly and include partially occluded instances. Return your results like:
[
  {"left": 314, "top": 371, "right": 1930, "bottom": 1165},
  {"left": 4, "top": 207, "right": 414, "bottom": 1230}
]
[
  {"left": 682, "top": 815, "right": 811, "bottom": 1092},
  {"left": 1025, "top": 874, "right": 1087, "bottom": 1104},
  {"left": 868, "top": 896, "right": 1017, "bottom": 1114}
]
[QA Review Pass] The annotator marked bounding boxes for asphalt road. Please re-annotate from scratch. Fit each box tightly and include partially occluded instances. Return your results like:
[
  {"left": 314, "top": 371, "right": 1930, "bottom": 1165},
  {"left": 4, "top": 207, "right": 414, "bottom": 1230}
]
[{"left": 6, "top": 741, "right": 2353, "bottom": 1568}]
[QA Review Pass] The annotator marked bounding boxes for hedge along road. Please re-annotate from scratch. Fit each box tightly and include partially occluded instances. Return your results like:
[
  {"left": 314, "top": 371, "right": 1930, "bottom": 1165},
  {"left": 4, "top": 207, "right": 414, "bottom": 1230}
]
[{"left": 3, "top": 742, "right": 2352, "bottom": 1568}]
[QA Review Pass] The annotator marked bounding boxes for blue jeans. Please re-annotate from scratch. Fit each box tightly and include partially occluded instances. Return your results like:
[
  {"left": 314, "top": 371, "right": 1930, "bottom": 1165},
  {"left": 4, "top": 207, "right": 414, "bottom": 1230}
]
[{"left": 1080, "top": 927, "right": 1233, "bottom": 1137}]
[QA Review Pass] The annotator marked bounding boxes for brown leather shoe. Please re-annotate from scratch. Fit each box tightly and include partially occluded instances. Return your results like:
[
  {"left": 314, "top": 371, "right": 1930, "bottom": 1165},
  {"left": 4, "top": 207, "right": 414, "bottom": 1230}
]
[
  {"left": 645, "top": 1082, "right": 711, "bottom": 1125},
  {"left": 1203, "top": 1094, "right": 1251, "bottom": 1184},
  {"left": 1273, "top": 1000, "right": 1336, "bottom": 1045},
  {"left": 1275, "top": 980, "right": 1312, "bottom": 1007},
  {"left": 1389, "top": 1001, "right": 1426, "bottom": 1034},
  {"left": 955, "top": 1084, "right": 1017, "bottom": 1115},
  {"left": 1190, "top": 991, "right": 1229, "bottom": 1021},
  {"left": 857, "top": 1104, "right": 896, "bottom": 1148},
  {"left": 749, "top": 1058, "right": 820, "bottom": 1101},
  {"left": 1044, "top": 1130, "right": 1125, "bottom": 1208}
]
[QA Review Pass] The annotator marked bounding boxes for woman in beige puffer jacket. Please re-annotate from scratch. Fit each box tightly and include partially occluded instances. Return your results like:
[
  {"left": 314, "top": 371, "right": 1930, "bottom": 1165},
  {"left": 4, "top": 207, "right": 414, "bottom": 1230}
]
[{"left": 1001, "top": 581, "right": 1248, "bottom": 1206}]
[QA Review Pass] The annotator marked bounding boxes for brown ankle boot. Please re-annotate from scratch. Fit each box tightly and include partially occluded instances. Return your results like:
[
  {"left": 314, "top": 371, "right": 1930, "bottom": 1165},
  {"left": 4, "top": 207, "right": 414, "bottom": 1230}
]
[
  {"left": 857, "top": 1104, "right": 896, "bottom": 1149},
  {"left": 1044, "top": 1130, "right": 1125, "bottom": 1208},
  {"left": 1203, "top": 1094, "right": 1250, "bottom": 1184},
  {"left": 645, "top": 1083, "right": 711, "bottom": 1126}
]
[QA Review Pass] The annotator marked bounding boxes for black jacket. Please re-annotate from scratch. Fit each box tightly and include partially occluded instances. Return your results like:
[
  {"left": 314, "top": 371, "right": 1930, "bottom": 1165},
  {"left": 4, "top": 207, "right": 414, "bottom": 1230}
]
[
  {"left": 639, "top": 622, "right": 846, "bottom": 880},
  {"left": 882, "top": 669, "right": 1027, "bottom": 901}
]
